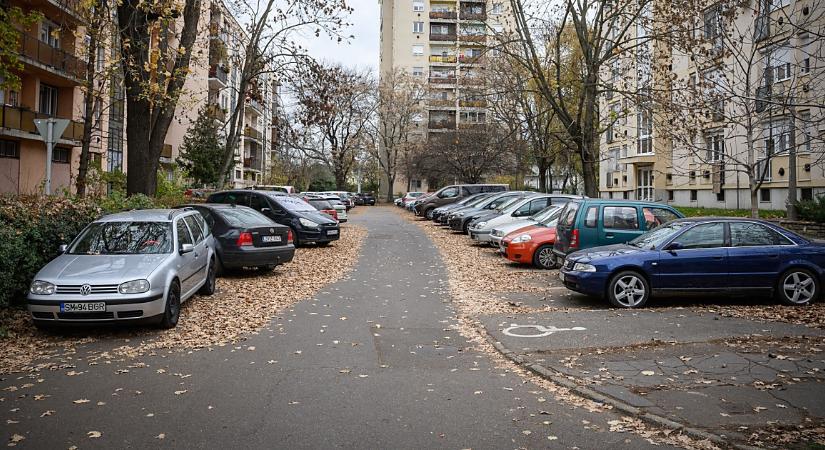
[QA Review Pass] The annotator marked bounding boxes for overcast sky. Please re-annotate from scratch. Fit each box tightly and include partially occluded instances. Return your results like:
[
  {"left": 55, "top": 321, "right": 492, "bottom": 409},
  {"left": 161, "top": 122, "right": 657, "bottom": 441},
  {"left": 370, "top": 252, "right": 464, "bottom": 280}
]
[{"left": 299, "top": 0, "right": 380, "bottom": 73}]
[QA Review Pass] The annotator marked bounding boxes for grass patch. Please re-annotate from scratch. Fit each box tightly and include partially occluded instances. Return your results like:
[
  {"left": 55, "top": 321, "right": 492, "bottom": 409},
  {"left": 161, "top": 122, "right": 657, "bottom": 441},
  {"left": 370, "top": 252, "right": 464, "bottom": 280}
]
[{"left": 675, "top": 206, "right": 786, "bottom": 219}]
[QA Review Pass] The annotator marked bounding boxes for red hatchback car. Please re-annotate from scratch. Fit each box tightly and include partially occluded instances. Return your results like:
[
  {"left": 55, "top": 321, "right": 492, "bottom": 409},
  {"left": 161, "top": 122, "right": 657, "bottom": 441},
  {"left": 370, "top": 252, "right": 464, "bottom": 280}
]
[{"left": 501, "top": 213, "right": 561, "bottom": 269}]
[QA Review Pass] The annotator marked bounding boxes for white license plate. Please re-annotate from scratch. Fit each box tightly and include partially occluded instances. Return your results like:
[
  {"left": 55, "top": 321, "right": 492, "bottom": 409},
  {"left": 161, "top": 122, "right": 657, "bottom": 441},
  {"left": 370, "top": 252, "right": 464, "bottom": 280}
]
[
  {"left": 262, "top": 235, "right": 281, "bottom": 243},
  {"left": 559, "top": 272, "right": 565, "bottom": 282},
  {"left": 61, "top": 302, "right": 106, "bottom": 313},
  {"left": 327, "top": 230, "right": 339, "bottom": 235}
]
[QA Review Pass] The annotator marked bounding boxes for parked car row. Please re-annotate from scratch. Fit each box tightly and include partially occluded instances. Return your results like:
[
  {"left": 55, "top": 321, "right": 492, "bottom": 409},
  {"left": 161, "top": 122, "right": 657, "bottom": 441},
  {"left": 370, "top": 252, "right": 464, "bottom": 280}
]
[
  {"left": 402, "top": 185, "right": 825, "bottom": 309},
  {"left": 26, "top": 189, "right": 358, "bottom": 329}
]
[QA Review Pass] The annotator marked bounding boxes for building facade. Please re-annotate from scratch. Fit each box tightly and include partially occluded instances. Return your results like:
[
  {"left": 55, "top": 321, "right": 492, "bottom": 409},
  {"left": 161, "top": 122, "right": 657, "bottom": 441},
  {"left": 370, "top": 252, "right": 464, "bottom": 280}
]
[
  {"left": 378, "top": 0, "right": 510, "bottom": 196},
  {"left": 599, "top": 0, "right": 824, "bottom": 211}
]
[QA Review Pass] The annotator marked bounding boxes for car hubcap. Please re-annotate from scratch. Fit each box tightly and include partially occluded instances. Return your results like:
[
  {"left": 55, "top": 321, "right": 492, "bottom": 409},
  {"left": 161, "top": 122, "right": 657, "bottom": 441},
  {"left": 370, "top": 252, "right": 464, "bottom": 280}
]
[
  {"left": 783, "top": 272, "right": 815, "bottom": 304},
  {"left": 613, "top": 276, "right": 645, "bottom": 307},
  {"left": 538, "top": 249, "right": 553, "bottom": 268}
]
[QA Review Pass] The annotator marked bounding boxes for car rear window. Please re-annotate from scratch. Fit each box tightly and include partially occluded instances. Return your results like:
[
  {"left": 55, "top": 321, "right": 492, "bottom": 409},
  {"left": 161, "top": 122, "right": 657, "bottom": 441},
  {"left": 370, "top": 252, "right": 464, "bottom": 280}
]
[
  {"left": 309, "top": 200, "right": 333, "bottom": 210},
  {"left": 217, "top": 208, "right": 273, "bottom": 227},
  {"left": 559, "top": 202, "right": 580, "bottom": 227},
  {"left": 275, "top": 196, "right": 317, "bottom": 212}
]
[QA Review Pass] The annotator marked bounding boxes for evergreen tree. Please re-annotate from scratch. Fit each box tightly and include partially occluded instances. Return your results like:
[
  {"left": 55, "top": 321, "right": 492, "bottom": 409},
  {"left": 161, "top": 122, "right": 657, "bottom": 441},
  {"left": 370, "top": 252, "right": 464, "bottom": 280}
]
[{"left": 177, "top": 107, "right": 227, "bottom": 187}]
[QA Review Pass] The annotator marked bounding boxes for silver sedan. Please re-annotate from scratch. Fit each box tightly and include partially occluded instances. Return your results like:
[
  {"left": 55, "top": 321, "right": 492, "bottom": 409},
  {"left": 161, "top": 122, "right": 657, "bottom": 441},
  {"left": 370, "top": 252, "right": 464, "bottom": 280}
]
[{"left": 27, "top": 209, "right": 216, "bottom": 329}]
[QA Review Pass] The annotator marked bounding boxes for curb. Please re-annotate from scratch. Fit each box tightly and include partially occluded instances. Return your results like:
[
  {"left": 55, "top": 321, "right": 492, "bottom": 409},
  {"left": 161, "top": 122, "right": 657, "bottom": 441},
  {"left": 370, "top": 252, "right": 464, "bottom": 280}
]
[{"left": 485, "top": 335, "right": 757, "bottom": 449}]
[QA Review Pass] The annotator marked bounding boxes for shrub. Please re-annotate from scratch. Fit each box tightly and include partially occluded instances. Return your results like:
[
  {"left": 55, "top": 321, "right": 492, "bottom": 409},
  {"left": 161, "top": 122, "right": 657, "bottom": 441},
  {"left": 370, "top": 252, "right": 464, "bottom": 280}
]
[
  {"left": 0, "top": 196, "right": 102, "bottom": 308},
  {"left": 795, "top": 195, "right": 825, "bottom": 223}
]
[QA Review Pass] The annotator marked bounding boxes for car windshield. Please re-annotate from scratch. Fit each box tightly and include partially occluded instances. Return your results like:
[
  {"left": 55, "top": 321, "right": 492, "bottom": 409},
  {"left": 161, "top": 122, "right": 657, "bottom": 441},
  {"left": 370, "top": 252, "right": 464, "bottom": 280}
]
[
  {"left": 496, "top": 196, "right": 525, "bottom": 212},
  {"left": 69, "top": 221, "right": 173, "bottom": 255},
  {"left": 218, "top": 208, "right": 272, "bottom": 227},
  {"left": 537, "top": 207, "right": 563, "bottom": 226},
  {"left": 531, "top": 205, "right": 560, "bottom": 222},
  {"left": 275, "top": 196, "right": 317, "bottom": 212},
  {"left": 628, "top": 222, "right": 689, "bottom": 250},
  {"left": 309, "top": 200, "right": 333, "bottom": 210}
]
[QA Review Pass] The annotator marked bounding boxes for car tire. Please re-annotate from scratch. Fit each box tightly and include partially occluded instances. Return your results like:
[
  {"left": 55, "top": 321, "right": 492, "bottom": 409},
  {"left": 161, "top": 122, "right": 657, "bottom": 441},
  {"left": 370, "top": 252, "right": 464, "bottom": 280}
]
[
  {"left": 158, "top": 281, "right": 181, "bottom": 329},
  {"left": 607, "top": 271, "right": 650, "bottom": 308},
  {"left": 198, "top": 258, "right": 216, "bottom": 296},
  {"left": 532, "top": 245, "right": 557, "bottom": 269},
  {"left": 424, "top": 207, "right": 435, "bottom": 220},
  {"left": 776, "top": 268, "right": 819, "bottom": 306},
  {"left": 289, "top": 227, "right": 301, "bottom": 247},
  {"left": 462, "top": 221, "right": 470, "bottom": 234}
]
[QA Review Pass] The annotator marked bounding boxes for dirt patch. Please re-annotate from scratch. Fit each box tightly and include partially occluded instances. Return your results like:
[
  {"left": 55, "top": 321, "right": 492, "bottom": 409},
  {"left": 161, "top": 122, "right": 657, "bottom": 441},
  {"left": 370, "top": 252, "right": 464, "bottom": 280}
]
[{"left": 0, "top": 224, "right": 368, "bottom": 374}]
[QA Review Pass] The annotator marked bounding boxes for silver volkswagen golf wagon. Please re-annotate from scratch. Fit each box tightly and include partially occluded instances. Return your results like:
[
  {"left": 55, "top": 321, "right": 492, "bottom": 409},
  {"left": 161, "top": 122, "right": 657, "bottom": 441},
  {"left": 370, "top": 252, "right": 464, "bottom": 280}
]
[{"left": 27, "top": 208, "right": 216, "bottom": 329}]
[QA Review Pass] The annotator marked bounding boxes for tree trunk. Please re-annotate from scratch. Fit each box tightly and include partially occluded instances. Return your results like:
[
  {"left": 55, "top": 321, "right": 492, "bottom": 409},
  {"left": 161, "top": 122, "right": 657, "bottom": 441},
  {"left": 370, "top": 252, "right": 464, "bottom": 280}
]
[
  {"left": 75, "top": 0, "right": 104, "bottom": 198},
  {"left": 387, "top": 175, "right": 395, "bottom": 202},
  {"left": 538, "top": 157, "right": 548, "bottom": 193},
  {"left": 750, "top": 184, "right": 759, "bottom": 219}
]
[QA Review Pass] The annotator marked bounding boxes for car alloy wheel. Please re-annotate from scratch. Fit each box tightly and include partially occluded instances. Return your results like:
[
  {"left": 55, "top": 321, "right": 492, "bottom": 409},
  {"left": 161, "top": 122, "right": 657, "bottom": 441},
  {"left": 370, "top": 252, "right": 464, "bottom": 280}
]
[
  {"left": 778, "top": 269, "right": 818, "bottom": 305},
  {"left": 159, "top": 282, "right": 181, "bottom": 329},
  {"left": 533, "top": 245, "right": 556, "bottom": 270},
  {"left": 425, "top": 208, "right": 435, "bottom": 220},
  {"left": 608, "top": 271, "right": 649, "bottom": 308}
]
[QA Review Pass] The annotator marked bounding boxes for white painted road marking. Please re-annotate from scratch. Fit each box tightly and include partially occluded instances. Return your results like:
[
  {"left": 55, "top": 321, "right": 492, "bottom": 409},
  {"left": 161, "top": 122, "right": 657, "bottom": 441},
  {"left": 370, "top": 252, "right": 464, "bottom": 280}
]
[{"left": 502, "top": 324, "right": 587, "bottom": 338}]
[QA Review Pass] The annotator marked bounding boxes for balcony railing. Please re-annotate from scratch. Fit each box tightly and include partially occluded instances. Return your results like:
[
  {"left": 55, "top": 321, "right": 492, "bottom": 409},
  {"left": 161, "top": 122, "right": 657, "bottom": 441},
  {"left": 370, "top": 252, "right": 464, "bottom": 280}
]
[
  {"left": 429, "top": 55, "right": 457, "bottom": 63},
  {"left": 429, "top": 11, "right": 457, "bottom": 19},
  {"left": 460, "top": 12, "right": 487, "bottom": 21},
  {"left": 246, "top": 97, "right": 263, "bottom": 113},
  {"left": 430, "top": 33, "right": 457, "bottom": 41},
  {"left": 244, "top": 126, "right": 263, "bottom": 142},
  {"left": 0, "top": 105, "right": 83, "bottom": 142},
  {"left": 243, "top": 157, "right": 262, "bottom": 171},
  {"left": 459, "top": 34, "right": 487, "bottom": 43},
  {"left": 459, "top": 122, "right": 486, "bottom": 130},
  {"left": 206, "top": 104, "right": 227, "bottom": 122},
  {"left": 458, "top": 55, "right": 484, "bottom": 64},
  {"left": 427, "top": 99, "right": 455, "bottom": 107},
  {"left": 19, "top": 33, "right": 86, "bottom": 81},
  {"left": 208, "top": 64, "right": 228, "bottom": 84},
  {"left": 459, "top": 99, "right": 487, "bottom": 107},
  {"left": 428, "top": 120, "right": 456, "bottom": 130},
  {"left": 429, "top": 76, "right": 457, "bottom": 84}
]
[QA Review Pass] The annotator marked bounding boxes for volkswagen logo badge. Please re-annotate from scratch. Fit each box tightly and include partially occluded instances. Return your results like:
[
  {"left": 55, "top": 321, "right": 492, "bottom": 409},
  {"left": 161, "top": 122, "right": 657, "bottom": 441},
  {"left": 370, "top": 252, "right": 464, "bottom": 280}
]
[
  {"left": 79, "top": 284, "right": 92, "bottom": 296},
  {"left": 270, "top": 228, "right": 274, "bottom": 233}
]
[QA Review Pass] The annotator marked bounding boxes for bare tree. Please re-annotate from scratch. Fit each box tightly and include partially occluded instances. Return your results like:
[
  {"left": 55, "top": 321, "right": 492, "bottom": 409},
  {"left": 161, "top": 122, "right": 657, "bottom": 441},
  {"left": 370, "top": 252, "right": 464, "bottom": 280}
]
[{"left": 370, "top": 69, "right": 426, "bottom": 201}]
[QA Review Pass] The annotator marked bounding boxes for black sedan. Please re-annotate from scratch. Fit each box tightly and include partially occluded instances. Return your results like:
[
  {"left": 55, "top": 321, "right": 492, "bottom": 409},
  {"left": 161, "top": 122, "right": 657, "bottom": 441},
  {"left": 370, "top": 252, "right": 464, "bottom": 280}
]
[
  {"left": 360, "top": 193, "right": 376, "bottom": 206},
  {"left": 178, "top": 204, "right": 295, "bottom": 273}
]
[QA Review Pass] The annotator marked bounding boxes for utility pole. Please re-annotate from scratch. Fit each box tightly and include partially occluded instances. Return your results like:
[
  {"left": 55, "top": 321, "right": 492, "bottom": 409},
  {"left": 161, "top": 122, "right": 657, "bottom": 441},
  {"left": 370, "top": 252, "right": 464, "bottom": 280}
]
[{"left": 34, "top": 118, "right": 70, "bottom": 195}]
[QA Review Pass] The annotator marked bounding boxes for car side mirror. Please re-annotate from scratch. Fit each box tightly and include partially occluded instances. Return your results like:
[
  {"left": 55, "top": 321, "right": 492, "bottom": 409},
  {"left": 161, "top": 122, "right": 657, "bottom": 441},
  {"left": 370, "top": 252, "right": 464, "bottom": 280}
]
[
  {"left": 664, "top": 242, "right": 683, "bottom": 251},
  {"left": 58, "top": 244, "right": 68, "bottom": 253},
  {"left": 179, "top": 243, "right": 195, "bottom": 254}
]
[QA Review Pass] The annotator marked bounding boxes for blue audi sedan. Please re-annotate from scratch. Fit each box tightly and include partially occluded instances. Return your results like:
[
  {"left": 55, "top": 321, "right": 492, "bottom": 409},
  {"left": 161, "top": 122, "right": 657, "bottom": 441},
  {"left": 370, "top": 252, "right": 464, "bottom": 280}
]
[{"left": 559, "top": 218, "right": 824, "bottom": 308}]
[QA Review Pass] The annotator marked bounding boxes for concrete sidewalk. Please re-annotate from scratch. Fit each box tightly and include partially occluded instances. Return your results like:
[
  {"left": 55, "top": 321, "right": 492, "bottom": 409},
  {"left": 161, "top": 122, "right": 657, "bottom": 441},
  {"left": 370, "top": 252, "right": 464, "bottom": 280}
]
[{"left": 483, "top": 309, "right": 825, "bottom": 446}]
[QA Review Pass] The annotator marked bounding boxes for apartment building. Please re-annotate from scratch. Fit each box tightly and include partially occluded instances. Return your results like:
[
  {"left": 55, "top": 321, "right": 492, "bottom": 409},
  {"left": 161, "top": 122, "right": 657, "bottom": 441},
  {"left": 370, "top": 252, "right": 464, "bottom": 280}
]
[
  {"left": 599, "top": 0, "right": 824, "bottom": 211},
  {"left": 0, "top": 0, "right": 277, "bottom": 195},
  {"left": 0, "top": 0, "right": 87, "bottom": 194},
  {"left": 378, "top": 0, "right": 509, "bottom": 195}
]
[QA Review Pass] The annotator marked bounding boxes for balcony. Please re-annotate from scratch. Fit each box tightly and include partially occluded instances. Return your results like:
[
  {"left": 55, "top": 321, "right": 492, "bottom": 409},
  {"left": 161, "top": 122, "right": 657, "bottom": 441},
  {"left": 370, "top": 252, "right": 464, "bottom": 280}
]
[
  {"left": 430, "top": 33, "right": 457, "bottom": 42},
  {"left": 244, "top": 126, "right": 263, "bottom": 143},
  {"left": 428, "top": 120, "right": 456, "bottom": 130},
  {"left": 19, "top": 34, "right": 86, "bottom": 83},
  {"left": 429, "top": 11, "right": 457, "bottom": 20},
  {"left": 460, "top": 12, "right": 487, "bottom": 21},
  {"left": 206, "top": 104, "right": 227, "bottom": 122},
  {"left": 459, "top": 55, "right": 484, "bottom": 64},
  {"left": 429, "top": 76, "right": 457, "bottom": 85},
  {"left": 28, "top": 0, "right": 84, "bottom": 22},
  {"left": 427, "top": 99, "right": 455, "bottom": 108},
  {"left": 459, "top": 34, "right": 487, "bottom": 43},
  {"left": 0, "top": 105, "right": 83, "bottom": 144},
  {"left": 429, "top": 55, "right": 457, "bottom": 63},
  {"left": 208, "top": 64, "right": 229, "bottom": 89},
  {"left": 246, "top": 97, "right": 263, "bottom": 114},
  {"left": 459, "top": 99, "right": 487, "bottom": 108},
  {"left": 243, "top": 157, "right": 262, "bottom": 171},
  {"left": 459, "top": 122, "right": 486, "bottom": 130}
]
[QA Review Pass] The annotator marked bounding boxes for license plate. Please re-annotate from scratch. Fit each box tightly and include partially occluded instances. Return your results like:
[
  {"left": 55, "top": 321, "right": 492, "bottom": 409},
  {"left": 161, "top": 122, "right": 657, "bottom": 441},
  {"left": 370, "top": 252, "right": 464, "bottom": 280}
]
[
  {"left": 327, "top": 230, "right": 338, "bottom": 235},
  {"left": 559, "top": 272, "right": 565, "bottom": 282},
  {"left": 262, "top": 235, "right": 281, "bottom": 243},
  {"left": 60, "top": 302, "right": 106, "bottom": 313}
]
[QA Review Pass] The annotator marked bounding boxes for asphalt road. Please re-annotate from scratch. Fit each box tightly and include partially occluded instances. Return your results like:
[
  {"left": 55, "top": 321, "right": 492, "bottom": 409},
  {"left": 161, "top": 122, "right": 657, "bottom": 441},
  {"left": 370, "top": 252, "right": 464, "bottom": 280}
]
[{"left": 2, "top": 207, "right": 671, "bottom": 449}]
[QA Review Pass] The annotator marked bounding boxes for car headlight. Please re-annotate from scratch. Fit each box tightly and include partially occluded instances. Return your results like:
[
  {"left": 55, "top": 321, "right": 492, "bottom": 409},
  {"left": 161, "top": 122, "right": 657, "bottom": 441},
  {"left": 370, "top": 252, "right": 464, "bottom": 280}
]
[
  {"left": 119, "top": 279, "right": 150, "bottom": 294},
  {"left": 30, "top": 280, "right": 55, "bottom": 295},
  {"left": 299, "top": 218, "right": 319, "bottom": 228},
  {"left": 572, "top": 263, "right": 597, "bottom": 272},
  {"left": 456, "top": 212, "right": 465, "bottom": 217},
  {"left": 475, "top": 222, "right": 487, "bottom": 228},
  {"left": 492, "top": 229, "right": 502, "bottom": 237},
  {"left": 512, "top": 234, "right": 532, "bottom": 243}
]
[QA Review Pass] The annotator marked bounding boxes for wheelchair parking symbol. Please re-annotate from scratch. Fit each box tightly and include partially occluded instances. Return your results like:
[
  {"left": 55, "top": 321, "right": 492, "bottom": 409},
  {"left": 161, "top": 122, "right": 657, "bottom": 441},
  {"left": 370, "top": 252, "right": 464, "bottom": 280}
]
[{"left": 502, "top": 324, "right": 587, "bottom": 338}]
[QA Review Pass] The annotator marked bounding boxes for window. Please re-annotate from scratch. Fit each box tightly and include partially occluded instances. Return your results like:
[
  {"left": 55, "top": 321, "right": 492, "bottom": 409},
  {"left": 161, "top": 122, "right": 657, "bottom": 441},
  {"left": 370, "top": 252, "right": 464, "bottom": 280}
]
[
  {"left": 250, "top": 194, "right": 269, "bottom": 211},
  {"left": 690, "top": 189, "right": 698, "bottom": 201},
  {"left": 412, "top": 66, "right": 424, "bottom": 76},
  {"left": 39, "top": 20, "right": 60, "bottom": 48},
  {"left": 176, "top": 220, "right": 194, "bottom": 247},
  {"left": 760, "top": 188, "right": 771, "bottom": 202},
  {"left": 0, "top": 140, "right": 19, "bottom": 158},
  {"left": 439, "top": 187, "right": 459, "bottom": 198},
  {"left": 412, "top": 45, "right": 424, "bottom": 56},
  {"left": 637, "top": 109, "right": 652, "bottom": 154},
  {"left": 413, "top": 22, "right": 424, "bottom": 33},
  {"left": 584, "top": 206, "right": 598, "bottom": 228},
  {"left": 431, "top": 24, "right": 450, "bottom": 35},
  {"left": 730, "top": 222, "right": 792, "bottom": 246},
  {"left": 528, "top": 198, "right": 550, "bottom": 214},
  {"left": 183, "top": 215, "right": 205, "bottom": 244},
  {"left": 52, "top": 147, "right": 70, "bottom": 163},
  {"left": 770, "top": 46, "right": 792, "bottom": 82},
  {"left": 716, "top": 190, "right": 725, "bottom": 202},
  {"left": 770, "top": 0, "right": 790, "bottom": 11},
  {"left": 636, "top": 167, "right": 654, "bottom": 201},
  {"left": 667, "top": 190, "right": 674, "bottom": 201},
  {"left": 603, "top": 206, "right": 639, "bottom": 230},
  {"left": 491, "top": 2, "right": 503, "bottom": 14},
  {"left": 193, "top": 213, "right": 209, "bottom": 237},
  {"left": 703, "top": 6, "right": 723, "bottom": 51},
  {"left": 413, "top": 1, "right": 424, "bottom": 11},
  {"left": 706, "top": 132, "right": 725, "bottom": 161},
  {"left": 643, "top": 207, "right": 680, "bottom": 230},
  {"left": 39, "top": 83, "right": 58, "bottom": 116},
  {"left": 801, "top": 188, "right": 813, "bottom": 200},
  {"left": 675, "top": 223, "right": 725, "bottom": 249}
]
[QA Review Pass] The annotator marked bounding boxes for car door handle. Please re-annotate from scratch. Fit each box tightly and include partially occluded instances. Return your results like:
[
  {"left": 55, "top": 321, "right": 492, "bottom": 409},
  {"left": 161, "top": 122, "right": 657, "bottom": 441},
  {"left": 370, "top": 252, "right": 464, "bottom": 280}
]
[
  {"left": 605, "top": 233, "right": 614, "bottom": 238},
  {"left": 712, "top": 256, "right": 723, "bottom": 260}
]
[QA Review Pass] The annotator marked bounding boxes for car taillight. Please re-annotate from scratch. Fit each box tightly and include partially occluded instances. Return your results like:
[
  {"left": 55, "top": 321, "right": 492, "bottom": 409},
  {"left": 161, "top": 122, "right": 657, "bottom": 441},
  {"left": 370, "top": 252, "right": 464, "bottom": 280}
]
[
  {"left": 287, "top": 229, "right": 294, "bottom": 244},
  {"left": 330, "top": 210, "right": 338, "bottom": 220},
  {"left": 236, "top": 231, "right": 253, "bottom": 247},
  {"left": 570, "top": 229, "right": 579, "bottom": 249}
]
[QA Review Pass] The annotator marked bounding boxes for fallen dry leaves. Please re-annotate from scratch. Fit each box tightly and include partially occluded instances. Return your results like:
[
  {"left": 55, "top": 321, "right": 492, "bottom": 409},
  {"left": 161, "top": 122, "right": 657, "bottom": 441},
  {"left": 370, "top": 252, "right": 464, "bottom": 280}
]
[{"left": 0, "top": 224, "right": 367, "bottom": 374}]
